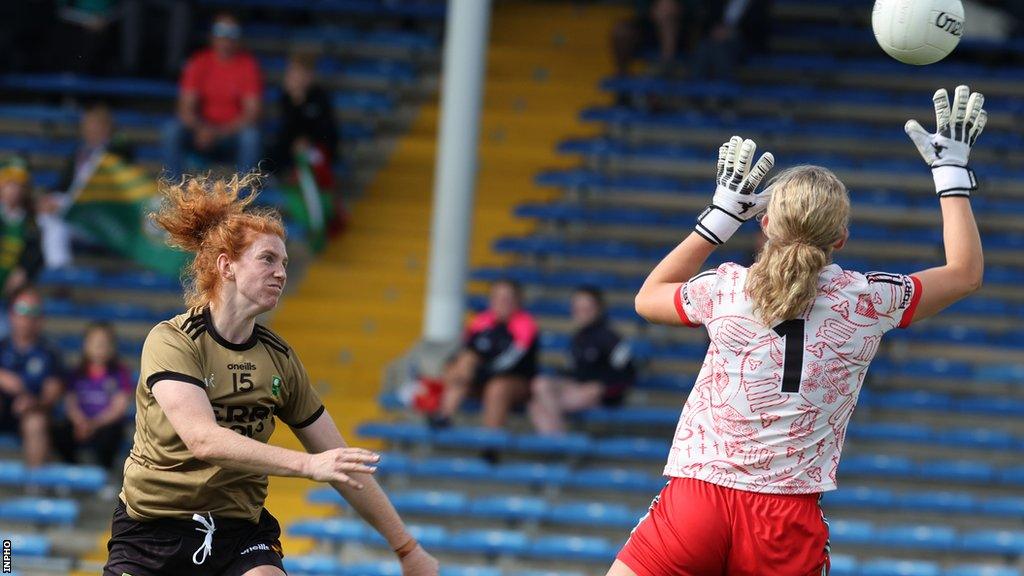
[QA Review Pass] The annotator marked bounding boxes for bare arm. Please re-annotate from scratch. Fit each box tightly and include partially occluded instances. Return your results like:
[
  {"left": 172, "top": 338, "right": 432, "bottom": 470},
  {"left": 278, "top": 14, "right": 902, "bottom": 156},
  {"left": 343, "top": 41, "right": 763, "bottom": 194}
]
[
  {"left": 177, "top": 91, "right": 200, "bottom": 129},
  {"left": 0, "top": 369, "right": 26, "bottom": 396},
  {"left": 64, "top": 391, "right": 88, "bottom": 425},
  {"left": 635, "top": 232, "right": 717, "bottom": 325},
  {"left": 292, "top": 411, "right": 410, "bottom": 548},
  {"left": 38, "top": 376, "right": 63, "bottom": 411},
  {"left": 903, "top": 85, "right": 988, "bottom": 325},
  {"left": 152, "top": 379, "right": 377, "bottom": 484},
  {"left": 907, "top": 197, "right": 983, "bottom": 323},
  {"left": 90, "top": 391, "right": 130, "bottom": 427}
]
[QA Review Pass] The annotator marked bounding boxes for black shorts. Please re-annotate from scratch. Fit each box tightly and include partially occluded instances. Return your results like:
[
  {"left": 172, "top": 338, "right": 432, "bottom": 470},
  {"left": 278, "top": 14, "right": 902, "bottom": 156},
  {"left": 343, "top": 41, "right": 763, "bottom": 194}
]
[{"left": 103, "top": 500, "right": 285, "bottom": 576}]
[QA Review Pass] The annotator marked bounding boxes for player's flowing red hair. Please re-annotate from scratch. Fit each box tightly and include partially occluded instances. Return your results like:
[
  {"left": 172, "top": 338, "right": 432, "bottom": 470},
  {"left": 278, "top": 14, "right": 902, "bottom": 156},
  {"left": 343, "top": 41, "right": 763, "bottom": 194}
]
[
  {"left": 746, "top": 166, "right": 850, "bottom": 325},
  {"left": 152, "top": 173, "right": 285, "bottom": 308}
]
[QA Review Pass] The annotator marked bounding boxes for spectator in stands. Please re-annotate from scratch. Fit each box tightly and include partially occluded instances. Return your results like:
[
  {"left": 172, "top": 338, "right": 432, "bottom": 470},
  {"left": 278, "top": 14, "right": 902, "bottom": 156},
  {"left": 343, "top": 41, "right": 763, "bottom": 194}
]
[
  {"left": 161, "top": 12, "right": 263, "bottom": 177},
  {"left": 0, "top": 157, "right": 44, "bottom": 298},
  {"left": 51, "top": 322, "right": 132, "bottom": 472},
  {"left": 39, "top": 104, "right": 134, "bottom": 271},
  {"left": 271, "top": 51, "right": 339, "bottom": 188},
  {"left": 430, "top": 280, "right": 539, "bottom": 435},
  {"left": 690, "top": 0, "right": 772, "bottom": 81},
  {"left": 0, "top": 287, "right": 64, "bottom": 468},
  {"left": 529, "top": 286, "right": 635, "bottom": 435},
  {"left": 611, "top": 1, "right": 687, "bottom": 79}
]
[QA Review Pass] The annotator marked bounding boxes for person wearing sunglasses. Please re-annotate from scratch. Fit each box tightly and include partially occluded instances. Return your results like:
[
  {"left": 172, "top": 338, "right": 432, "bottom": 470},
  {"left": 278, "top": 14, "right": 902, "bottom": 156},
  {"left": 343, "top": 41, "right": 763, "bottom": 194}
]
[{"left": 0, "top": 286, "right": 65, "bottom": 468}]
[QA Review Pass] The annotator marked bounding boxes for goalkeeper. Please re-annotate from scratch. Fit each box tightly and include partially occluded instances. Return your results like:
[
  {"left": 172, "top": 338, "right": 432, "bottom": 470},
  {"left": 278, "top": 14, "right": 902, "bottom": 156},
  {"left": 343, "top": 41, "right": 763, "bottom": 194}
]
[{"left": 605, "top": 85, "right": 987, "bottom": 576}]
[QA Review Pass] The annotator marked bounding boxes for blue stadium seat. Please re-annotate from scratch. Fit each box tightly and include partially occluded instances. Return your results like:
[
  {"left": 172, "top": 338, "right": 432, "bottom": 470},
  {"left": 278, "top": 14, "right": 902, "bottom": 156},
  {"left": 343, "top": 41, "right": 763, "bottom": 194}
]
[
  {"left": 356, "top": 421, "right": 432, "bottom": 444},
  {"left": 859, "top": 559, "right": 941, "bottom": 576},
  {"left": 827, "top": 519, "right": 875, "bottom": 545},
  {"left": 433, "top": 427, "right": 511, "bottom": 451},
  {"left": 0, "top": 461, "right": 28, "bottom": 486},
  {"left": 839, "top": 455, "right": 914, "bottom": 478},
  {"left": 822, "top": 486, "right": 895, "bottom": 509},
  {"left": 528, "top": 535, "right": 617, "bottom": 562},
  {"left": 978, "top": 497, "right": 1024, "bottom": 517},
  {"left": 568, "top": 468, "right": 664, "bottom": 493},
  {"left": 511, "top": 571, "right": 586, "bottom": 576},
  {"left": 937, "top": 428, "right": 1017, "bottom": 450},
  {"left": 388, "top": 490, "right": 467, "bottom": 517},
  {"left": 27, "top": 464, "right": 106, "bottom": 492},
  {"left": 409, "top": 458, "right": 493, "bottom": 482},
  {"left": 960, "top": 530, "right": 1024, "bottom": 555},
  {"left": 7, "top": 533, "right": 50, "bottom": 557},
  {"left": 282, "top": 555, "right": 344, "bottom": 575},
  {"left": 546, "top": 501, "right": 639, "bottom": 529},
  {"left": 446, "top": 529, "right": 529, "bottom": 556},
  {"left": 490, "top": 462, "right": 572, "bottom": 487},
  {"left": 0, "top": 498, "right": 78, "bottom": 525},
  {"left": 289, "top": 518, "right": 367, "bottom": 541},
  {"left": 592, "top": 437, "right": 670, "bottom": 461},
  {"left": 468, "top": 495, "right": 548, "bottom": 522},
  {"left": 512, "top": 433, "right": 591, "bottom": 456},
  {"left": 944, "top": 566, "right": 1021, "bottom": 576},
  {"left": 900, "top": 491, "right": 977, "bottom": 514},
  {"left": 917, "top": 460, "right": 995, "bottom": 484},
  {"left": 829, "top": 554, "right": 858, "bottom": 576},
  {"left": 875, "top": 525, "right": 957, "bottom": 550}
]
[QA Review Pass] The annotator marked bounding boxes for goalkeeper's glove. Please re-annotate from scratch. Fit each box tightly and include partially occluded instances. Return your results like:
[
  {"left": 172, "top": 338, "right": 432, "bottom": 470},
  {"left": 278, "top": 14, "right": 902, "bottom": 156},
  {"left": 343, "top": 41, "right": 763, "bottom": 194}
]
[
  {"left": 695, "top": 136, "right": 775, "bottom": 245},
  {"left": 905, "top": 85, "right": 987, "bottom": 197}
]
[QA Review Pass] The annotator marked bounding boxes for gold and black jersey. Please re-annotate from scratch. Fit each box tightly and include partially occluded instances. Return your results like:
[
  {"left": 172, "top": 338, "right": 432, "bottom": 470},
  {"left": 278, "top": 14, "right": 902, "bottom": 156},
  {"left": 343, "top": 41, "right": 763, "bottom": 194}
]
[{"left": 121, "top": 306, "right": 324, "bottom": 522}]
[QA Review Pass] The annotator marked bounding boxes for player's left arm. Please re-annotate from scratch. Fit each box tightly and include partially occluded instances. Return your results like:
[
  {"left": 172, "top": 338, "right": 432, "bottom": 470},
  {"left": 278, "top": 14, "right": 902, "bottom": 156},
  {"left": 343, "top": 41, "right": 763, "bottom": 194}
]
[
  {"left": 292, "top": 413, "right": 439, "bottom": 575},
  {"left": 635, "top": 136, "right": 774, "bottom": 324}
]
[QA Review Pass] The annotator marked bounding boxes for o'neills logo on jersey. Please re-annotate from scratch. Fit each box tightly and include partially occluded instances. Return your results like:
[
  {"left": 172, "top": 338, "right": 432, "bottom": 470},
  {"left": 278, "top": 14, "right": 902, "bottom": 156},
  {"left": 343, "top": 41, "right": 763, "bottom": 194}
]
[
  {"left": 227, "top": 362, "right": 257, "bottom": 370},
  {"left": 935, "top": 12, "right": 964, "bottom": 36}
]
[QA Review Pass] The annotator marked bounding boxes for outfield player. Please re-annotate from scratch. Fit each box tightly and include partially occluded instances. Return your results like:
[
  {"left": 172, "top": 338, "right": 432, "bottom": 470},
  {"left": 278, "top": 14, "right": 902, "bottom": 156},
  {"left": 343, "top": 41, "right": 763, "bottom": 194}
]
[
  {"left": 104, "top": 174, "right": 438, "bottom": 576},
  {"left": 607, "top": 85, "right": 987, "bottom": 575}
]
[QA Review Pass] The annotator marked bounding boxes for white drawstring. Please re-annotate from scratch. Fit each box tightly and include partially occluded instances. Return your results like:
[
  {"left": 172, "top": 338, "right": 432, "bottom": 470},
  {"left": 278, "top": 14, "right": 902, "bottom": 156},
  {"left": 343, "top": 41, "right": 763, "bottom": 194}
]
[{"left": 191, "top": 512, "right": 216, "bottom": 565}]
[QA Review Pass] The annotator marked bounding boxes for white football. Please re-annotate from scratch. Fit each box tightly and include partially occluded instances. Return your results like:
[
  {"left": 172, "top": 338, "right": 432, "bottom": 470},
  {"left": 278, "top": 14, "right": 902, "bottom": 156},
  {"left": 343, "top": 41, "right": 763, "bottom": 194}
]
[{"left": 872, "top": 0, "right": 965, "bottom": 65}]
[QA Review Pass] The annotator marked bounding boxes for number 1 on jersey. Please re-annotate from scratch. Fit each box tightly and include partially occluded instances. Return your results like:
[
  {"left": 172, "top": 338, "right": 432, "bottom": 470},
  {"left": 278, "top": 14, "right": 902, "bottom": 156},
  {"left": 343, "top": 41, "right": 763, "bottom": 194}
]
[{"left": 772, "top": 319, "right": 805, "bottom": 393}]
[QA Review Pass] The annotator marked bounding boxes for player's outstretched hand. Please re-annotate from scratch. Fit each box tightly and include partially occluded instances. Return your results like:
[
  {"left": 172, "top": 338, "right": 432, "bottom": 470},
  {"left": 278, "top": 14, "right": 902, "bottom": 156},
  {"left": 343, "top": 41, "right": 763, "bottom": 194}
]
[
  {"left": 400, "top": 544, "right": 440, "bottom": 576},
  {"left": 695, "top": 135, "right": 775, "bottom": 245},
  {"left": 905, "top": 85, "right": 987, "bottom": 197},
  {"left": 305, "top": 447, "right": 380, "bottom": 488}
]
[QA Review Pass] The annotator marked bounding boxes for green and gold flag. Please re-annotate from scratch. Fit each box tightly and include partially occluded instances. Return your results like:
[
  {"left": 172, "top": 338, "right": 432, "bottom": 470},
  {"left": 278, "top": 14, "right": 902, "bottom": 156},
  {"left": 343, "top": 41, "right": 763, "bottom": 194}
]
[{"left": 65, "top": 153, "right": 189, "bottom": 277}]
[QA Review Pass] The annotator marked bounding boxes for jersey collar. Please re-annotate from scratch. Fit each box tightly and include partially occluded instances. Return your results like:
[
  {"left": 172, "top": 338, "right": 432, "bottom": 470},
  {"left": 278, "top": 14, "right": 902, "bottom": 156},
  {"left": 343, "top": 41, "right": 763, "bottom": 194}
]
[{"left": 204, "top": 306, "right": 259, "bottom": 351}]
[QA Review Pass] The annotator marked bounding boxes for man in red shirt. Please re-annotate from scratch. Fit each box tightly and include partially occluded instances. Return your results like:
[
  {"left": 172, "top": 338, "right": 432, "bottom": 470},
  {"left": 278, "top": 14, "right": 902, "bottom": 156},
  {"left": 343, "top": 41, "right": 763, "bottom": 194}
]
[{"left": 160, "top": 13, "right": 262, "bottom": 176}]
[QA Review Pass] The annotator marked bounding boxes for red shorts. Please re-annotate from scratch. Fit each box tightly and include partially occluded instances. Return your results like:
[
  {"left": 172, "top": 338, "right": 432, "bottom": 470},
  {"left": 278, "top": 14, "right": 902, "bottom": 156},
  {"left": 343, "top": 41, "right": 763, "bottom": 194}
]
[{"left": 618, "top": 477, "right": 830, "bottom": 576}]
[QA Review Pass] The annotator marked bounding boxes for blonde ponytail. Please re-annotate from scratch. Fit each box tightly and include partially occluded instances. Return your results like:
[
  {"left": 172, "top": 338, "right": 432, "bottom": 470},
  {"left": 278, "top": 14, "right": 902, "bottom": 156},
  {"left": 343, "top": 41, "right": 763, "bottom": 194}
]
[{"left": 746, "top": 166, "right": 850, "bottom": 326}]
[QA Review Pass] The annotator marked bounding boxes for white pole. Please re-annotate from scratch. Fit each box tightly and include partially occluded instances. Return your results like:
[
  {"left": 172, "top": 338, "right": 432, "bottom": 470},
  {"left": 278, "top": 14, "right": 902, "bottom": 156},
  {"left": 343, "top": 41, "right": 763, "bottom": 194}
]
[{"left": 422, "top": 0, "right": 492, "bottom": 342}]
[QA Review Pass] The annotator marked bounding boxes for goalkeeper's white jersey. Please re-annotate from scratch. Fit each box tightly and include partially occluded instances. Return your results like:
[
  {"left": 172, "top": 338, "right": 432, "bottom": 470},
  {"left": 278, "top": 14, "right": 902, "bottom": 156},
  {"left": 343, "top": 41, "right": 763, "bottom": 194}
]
[{"left": 665, "top": 262, "right": 922, "bottom": 494}]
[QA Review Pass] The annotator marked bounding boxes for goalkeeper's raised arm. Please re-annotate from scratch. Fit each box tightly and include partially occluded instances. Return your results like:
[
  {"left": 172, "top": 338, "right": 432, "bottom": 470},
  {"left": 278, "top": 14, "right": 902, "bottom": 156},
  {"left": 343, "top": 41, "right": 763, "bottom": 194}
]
[{"left": 903, "top": 84, "right": 987, "bottom": 324}]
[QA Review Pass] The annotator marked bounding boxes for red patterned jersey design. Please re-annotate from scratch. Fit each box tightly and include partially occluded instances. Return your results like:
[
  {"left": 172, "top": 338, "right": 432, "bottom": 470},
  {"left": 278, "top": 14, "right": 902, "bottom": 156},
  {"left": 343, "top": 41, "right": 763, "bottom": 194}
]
[{"left": 665, "top": 263, "right": 922, "bottom": 494}]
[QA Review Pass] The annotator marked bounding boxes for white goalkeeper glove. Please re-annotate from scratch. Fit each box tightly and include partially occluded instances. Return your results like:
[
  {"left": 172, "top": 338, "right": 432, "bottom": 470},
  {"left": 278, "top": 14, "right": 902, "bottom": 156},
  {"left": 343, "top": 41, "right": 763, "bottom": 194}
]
[
  {"left": 695, "top": 136, "right": 775, "bottom": 245},
  {"left": 905, "top": 85, "right": 987, "bottom": 197}
]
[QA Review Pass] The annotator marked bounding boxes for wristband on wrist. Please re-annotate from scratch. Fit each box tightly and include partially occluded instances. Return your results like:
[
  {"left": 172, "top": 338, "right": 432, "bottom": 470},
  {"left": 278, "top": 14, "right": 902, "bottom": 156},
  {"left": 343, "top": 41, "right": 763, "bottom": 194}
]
[
  {"left": 394, "top": 536, "right": 418, "bottom": 559},
  {"left": 932, "top": 165, "right": 976, "bottom": 197}
]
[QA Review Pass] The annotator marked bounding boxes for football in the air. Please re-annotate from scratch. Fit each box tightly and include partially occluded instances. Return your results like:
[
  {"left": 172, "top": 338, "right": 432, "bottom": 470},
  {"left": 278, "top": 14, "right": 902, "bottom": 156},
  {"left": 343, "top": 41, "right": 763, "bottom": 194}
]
[{"left": 872, "top": 0, "right": 965, "bottom": 65}]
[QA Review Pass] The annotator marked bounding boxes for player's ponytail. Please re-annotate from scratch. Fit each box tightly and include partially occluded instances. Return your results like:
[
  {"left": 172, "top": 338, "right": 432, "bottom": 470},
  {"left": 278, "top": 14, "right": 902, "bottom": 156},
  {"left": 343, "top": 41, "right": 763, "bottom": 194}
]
[
  {"left": 152, "top": 172, "right": 285, "bottom": 308},
  {"left": 746, "top": 166, "right": 850, "bottom": 326}
]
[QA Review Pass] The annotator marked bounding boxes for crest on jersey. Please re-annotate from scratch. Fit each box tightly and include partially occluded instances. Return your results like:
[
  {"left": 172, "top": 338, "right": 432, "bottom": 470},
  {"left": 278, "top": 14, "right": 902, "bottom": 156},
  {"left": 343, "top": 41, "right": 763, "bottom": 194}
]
[{"left": 271, "top": 376, "right": 281, "bottom": 397}]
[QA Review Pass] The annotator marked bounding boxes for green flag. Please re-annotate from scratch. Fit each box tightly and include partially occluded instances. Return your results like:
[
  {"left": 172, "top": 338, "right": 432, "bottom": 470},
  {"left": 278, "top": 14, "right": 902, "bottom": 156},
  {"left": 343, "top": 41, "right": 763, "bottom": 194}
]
[
  {"left": 65, "top": 153, "right": 190, "bottom": 278},
  {"left": 280, "top": 152, "right": 332, "bottom": 253}
]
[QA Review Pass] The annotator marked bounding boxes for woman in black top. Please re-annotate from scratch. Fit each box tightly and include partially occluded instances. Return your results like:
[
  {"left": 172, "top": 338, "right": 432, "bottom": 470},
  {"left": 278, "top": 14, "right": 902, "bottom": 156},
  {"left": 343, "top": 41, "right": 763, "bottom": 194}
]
[
  {"left": 528, "top": 286, "right": 635, "bottom": 435},
  {"left": 270, "top": 52, "right": 338, "bottom": 185}
]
